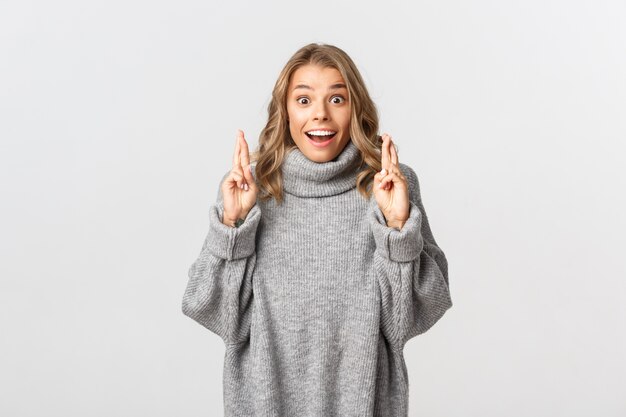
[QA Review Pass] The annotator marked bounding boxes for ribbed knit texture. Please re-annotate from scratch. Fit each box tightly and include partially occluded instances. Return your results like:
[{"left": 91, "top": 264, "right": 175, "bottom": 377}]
[{"left": 182, "top": 140, "right": 453, "bottom": 417}]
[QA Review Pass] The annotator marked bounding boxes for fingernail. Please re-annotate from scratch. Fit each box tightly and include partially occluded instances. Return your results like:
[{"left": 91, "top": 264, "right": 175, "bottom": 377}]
[
  {"left": 244, "top": 183, "right": 249, "bottom": 191},
  {"left": 378, "top": 182, "right": 384, "bottom": 188},
  {"left": 381, "top": 168, "right": 387, "bottom": 175}
]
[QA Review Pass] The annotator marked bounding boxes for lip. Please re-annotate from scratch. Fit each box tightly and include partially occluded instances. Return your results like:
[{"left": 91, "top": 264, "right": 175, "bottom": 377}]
[
  {"left": 306, "top": 128, "right": 336, "bottom": 133},
  {"left": 306, "top": 133, "right": 335, "bottom": 148}
]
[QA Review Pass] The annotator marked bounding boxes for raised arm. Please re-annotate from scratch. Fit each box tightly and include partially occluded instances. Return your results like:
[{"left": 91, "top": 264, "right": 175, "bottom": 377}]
[
  {"left": 370, "top": 159, "right": 452, "bottom": 351},
  {"left": 181, "top": 130, "right": 261, "bottom": 346}
]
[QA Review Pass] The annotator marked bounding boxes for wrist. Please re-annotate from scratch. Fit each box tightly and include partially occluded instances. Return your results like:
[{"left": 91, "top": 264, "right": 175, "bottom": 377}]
[
  {"left": 223, "top": 218, "right": 245, "bottom": 228},
  {"left": 384, "top": 215, "right": 407, "bottom": 230},
  {"left": 386, "top": 221, "right": 405, "bottom": 230},
  {"left": 223, "top": 211, "right": 249, "bottom": 228}
]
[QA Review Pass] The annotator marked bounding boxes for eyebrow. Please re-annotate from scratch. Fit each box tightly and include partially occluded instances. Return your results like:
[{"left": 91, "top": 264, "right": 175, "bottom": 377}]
[{"left": 292, "top": 83, "right": 347, "bottom": 92}]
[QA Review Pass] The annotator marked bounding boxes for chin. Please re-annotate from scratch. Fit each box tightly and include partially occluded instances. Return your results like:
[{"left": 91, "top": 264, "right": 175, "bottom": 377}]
[
  {"left": 301, "top": 136, "right": 349, "bottom": 160},
  {"left": 306, "top": 152, "right": 336, "bottom": 163}
]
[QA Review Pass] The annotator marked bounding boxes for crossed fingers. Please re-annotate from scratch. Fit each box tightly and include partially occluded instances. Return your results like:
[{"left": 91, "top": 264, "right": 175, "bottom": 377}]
[
  {"left": 232, "top": 129, "right": 250, "bottom": 191},
  {"left": 378, "top": 133, "right": 405, "bottom": 189}
]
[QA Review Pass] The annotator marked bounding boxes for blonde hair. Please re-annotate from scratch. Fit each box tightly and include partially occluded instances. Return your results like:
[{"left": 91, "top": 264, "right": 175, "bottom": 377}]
[{"left": 250, "top": 43, "right": 384, "bottom": 204}]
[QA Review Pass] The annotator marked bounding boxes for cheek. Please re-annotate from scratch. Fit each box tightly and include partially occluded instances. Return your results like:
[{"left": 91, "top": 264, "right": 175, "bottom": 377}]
[
  {"left": 339, "top": 110, "right": 351, "bottom": 129},
  {"left": 286, "top": 113, "right": 299, "bottom": 135},
  {"left": 286, "top": 103, "right": 296, "bottom": 119},
  {"left": 287, "top": 108, "right": 307, "bottom": 126}
]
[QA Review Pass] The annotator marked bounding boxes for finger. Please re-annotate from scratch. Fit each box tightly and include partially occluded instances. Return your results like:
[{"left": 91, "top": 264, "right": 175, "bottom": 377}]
[
  {"left": 234, "top": 130, "right": 247, "bottom": 189},
  {"left": 378, "top": 171, "right": 403, "bottom": 190},
  {"left": 230, "top": 168, "right": 244, "bottom": 185},
  {"left": 236, "top": 130, "right": 248, "bottom": 189},
  {"left": 375, "top": 166, "right": 387, "bottom": 186},
  {"left": 240, "top": 130, "right": 250, "bottom": 170},
  {"left": 233, "top": 130, "right": 242, "bottom": 168},
  {"left": 242, "top": 160, "right": 255, "bottom": 191},
  {"left": 373, "top": 170, "right": 386, "bottom": 193},
  {"left": 227, "top": 172, "right": 245, "bottom": 191},
  {"left": 239, "top": 131, "right": 251, "bottom": 191},
  {"left": 380, "top": 133, "right": 390, "bottom": 170},
  {"left": 374, "top": 169, "right": 384, "bottom": 184},
  {"left": 389, "top": 139, "right": 398, "bottom": 166},
  {"left": 378, "top": 170, "right": 391, "bottom": 189}
]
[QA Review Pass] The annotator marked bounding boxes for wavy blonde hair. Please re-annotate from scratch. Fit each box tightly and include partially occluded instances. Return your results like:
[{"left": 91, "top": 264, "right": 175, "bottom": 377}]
[{"left": 250, "top": 43, "right": 385, "bottom": 204}]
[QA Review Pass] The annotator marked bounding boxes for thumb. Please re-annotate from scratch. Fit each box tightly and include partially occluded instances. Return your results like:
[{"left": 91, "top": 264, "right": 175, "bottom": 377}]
[
  {"left": 373, "top": 168, "right": 386, "bottom": 187},
  {"left": 243, "top": 163, "right": 255, "bottom": 187}
]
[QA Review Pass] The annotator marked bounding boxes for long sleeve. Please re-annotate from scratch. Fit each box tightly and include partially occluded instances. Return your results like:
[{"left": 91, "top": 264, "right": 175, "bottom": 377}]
[
  {"left": 369, "top": 165, "right": 452, "bottom": 351},
  {"left": 181, "top": 171, "right": 261, "bottom": 346}
]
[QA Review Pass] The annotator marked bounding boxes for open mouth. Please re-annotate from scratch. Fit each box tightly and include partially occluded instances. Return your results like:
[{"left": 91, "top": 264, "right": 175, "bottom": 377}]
[{"left": 305, "top": 131, "right": 337, "bottom": 142}]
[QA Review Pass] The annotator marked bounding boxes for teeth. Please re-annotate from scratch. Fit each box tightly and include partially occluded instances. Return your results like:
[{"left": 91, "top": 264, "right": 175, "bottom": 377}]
[{"left": 307, "top": 130, "right": 336, "bottom": 136}]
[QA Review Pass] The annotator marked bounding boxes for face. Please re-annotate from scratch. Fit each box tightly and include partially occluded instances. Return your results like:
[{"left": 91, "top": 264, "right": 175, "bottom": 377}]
[{"left": 286, "top": 64, "right": 351, "bottom": 162}]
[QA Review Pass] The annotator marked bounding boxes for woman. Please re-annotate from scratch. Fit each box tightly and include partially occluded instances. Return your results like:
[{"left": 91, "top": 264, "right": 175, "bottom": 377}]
[{"left": 182, "top": 42, "right": 453, "bottom": 417}]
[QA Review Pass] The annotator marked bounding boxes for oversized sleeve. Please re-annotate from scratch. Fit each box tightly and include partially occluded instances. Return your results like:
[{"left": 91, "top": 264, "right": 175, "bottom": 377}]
[
  {"left": 369, "top": 164, "right": 452, "bottom": 351},
  {"left": 181, "top": 170, "right": 261, "bottom": 346}
]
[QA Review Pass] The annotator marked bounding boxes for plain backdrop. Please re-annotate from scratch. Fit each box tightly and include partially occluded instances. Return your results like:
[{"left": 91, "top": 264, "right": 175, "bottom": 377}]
[{"left": 1, "top": 0, "right": 625, "bottom": 416}]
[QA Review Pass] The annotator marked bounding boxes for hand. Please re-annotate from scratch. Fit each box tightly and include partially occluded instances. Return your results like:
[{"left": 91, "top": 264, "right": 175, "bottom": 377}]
[
  {"left": 373, "top": 133, "right": 410, "bottom": 230},
  {"left": 221, "top": 129, "right": 258, "bottom": 226}
]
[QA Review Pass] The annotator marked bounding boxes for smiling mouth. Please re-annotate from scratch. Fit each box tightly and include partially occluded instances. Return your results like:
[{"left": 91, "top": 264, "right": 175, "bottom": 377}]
[{"left": 305, "top": 132, "right": 337, "bottom": 141}]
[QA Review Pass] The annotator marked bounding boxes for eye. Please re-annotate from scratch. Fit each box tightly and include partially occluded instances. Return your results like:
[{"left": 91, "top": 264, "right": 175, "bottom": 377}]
[
  {"left": 296, "top": 97, "right": 310, "bottom": 105},
  {"left": 331, "top": 95, "right": 346, "bottom": 104}
]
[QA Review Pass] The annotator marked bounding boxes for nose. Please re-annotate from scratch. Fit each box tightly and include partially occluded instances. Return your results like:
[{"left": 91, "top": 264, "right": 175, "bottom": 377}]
[{"left": 312, "top": 101, "right": 329, "bottom": 121}]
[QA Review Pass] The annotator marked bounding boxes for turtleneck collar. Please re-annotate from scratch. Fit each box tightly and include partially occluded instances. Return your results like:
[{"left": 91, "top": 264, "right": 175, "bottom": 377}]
[{"left": 281, "top": 140, "right": 363, "bottom": 198}]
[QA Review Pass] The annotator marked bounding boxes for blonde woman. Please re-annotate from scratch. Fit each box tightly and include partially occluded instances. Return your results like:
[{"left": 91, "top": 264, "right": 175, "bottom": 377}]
[{"left": 182, "top": 43, "right": 453, "bottom": 417}]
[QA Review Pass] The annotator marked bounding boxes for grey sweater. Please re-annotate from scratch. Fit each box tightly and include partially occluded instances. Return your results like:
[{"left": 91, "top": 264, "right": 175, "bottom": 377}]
[{"left": 182, "top": 140, "right": 452, "bottom": 417}]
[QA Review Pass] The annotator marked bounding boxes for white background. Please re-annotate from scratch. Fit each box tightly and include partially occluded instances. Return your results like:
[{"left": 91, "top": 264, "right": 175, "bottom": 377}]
[{"left": 1, "top": 0, "right": 625, "bottom": 416}]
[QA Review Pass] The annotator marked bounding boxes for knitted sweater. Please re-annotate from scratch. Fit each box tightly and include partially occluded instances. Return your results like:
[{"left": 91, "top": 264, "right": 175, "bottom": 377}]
[{"left": 182, "top": 140, "right": 452, "bottom": 417}]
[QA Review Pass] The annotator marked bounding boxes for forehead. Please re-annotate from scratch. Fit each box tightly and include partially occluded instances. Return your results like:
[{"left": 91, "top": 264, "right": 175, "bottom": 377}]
[{"left": 288, "top": 64, "right": 346, "bottom": 89}]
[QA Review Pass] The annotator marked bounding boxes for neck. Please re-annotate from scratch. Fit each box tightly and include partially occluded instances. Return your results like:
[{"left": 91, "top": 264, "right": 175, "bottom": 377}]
[{"left": 281, "top": 140, "right": 363, "bottom": 198}]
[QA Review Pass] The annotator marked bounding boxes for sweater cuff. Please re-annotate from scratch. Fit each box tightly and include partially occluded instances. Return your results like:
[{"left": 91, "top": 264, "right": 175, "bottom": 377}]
[
  {"left": 206, "top": 203, "right": 261, "bottom": 261},
  {"left": 369, "top": 199, "right": 423, "bottom": 262}
]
